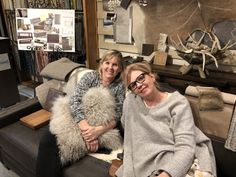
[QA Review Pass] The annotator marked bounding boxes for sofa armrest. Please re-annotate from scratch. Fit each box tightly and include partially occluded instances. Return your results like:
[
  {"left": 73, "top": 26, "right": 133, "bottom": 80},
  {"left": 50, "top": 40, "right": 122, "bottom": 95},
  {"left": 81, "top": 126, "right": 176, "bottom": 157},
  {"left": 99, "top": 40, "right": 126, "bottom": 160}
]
[
  {"left": 0, "top": 97, "right": 42, "bottom": 128},
  {"left": 210, "top": 136, "right": 236, "bottom": 177}
]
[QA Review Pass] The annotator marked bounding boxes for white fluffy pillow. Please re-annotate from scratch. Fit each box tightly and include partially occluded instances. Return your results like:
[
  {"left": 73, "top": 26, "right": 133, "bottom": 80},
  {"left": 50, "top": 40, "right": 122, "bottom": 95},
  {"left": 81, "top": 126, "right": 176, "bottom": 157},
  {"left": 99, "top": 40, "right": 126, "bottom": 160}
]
[{"left": 64, "top": 68, "right": 93, "bottom": 97}]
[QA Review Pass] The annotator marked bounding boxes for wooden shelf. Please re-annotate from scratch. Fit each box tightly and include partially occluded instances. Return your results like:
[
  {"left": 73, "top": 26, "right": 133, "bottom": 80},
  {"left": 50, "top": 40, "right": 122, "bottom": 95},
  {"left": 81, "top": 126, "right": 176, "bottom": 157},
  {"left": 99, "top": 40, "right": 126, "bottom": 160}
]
[
  {"left": 96, "top": 0, "right": 138, "bottom": 53},
  {"left": 151, "top": 64, "right": 236, "bottom": 94}
]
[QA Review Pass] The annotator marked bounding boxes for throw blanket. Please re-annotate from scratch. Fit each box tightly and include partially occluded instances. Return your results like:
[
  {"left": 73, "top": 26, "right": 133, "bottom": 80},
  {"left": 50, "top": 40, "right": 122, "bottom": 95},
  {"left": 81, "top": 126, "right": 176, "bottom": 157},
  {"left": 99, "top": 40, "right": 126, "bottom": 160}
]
[
  {"left": 40, "top": 57, "right": 85, "bottom": 81},
  {"left": 49, "top": 87, "right": 123, "bottom": 165},
  {"left": 225, "top": 104, "right": 236, "bottom": 151}
]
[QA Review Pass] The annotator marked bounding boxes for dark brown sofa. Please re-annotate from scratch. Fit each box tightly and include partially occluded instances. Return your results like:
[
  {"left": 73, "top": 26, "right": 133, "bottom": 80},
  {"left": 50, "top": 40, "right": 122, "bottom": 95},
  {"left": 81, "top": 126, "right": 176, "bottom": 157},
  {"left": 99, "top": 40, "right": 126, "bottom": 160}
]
[
  {"left": 0, "top": 97, "right": 111, "bottom": 177},
  {"left": 1, "top": 83, "right": 236, "bottom": 177}
]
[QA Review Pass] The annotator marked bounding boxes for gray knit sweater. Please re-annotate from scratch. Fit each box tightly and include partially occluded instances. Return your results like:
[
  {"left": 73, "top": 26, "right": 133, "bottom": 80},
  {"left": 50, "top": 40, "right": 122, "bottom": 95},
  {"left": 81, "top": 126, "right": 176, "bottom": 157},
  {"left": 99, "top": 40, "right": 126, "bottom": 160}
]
[{"left": 116, "top": 91, "right": 216, "bottom": 177}]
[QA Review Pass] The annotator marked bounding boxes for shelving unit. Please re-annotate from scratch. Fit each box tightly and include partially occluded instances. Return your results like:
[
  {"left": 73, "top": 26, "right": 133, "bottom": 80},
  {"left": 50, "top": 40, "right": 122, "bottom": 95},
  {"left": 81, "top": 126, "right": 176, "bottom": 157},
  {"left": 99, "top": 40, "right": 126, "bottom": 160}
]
[
  {"left": 152, "top": 64, "right": 236, "bottom": 94},
  {"left": 96, "top": 0, "right": 138, "bottom": 54},
  {"left": 0, "top": 37, "right": 20, "bottom": 108}
]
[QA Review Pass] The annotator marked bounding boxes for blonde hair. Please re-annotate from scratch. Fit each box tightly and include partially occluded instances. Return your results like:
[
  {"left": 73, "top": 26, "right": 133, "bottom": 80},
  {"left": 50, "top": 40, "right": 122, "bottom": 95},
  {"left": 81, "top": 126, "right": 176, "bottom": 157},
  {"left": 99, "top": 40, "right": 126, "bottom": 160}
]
[
  {"left": 98, "top": 50, "right": 123, "bottom": 77},
  {"left": 122, "top": 61, "right": 159, "bottom": 89}
]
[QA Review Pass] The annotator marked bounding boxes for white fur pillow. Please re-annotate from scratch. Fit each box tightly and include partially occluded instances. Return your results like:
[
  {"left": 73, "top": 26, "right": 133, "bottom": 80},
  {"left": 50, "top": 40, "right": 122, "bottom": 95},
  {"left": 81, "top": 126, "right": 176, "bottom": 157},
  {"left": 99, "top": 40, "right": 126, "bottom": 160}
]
[
  {"left": 82, "top": 87, "right": 116, "bottom": 125},
  {"left": 50, "top": 87, "right": 122, "bottom": 165},
  {"left": 64, "top": 68, "right": 93, "bottom": 97}
]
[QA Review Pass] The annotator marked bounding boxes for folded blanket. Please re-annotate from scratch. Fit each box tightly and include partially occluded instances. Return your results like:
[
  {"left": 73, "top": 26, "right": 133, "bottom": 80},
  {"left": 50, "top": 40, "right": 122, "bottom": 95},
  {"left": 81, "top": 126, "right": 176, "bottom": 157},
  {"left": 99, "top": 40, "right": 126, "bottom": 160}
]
[
  {"left": 185, "top": 85, "right": 236, "bottom": 105},
  {"left": 40, "top": 57, "right": 85, "bottom": 81}
]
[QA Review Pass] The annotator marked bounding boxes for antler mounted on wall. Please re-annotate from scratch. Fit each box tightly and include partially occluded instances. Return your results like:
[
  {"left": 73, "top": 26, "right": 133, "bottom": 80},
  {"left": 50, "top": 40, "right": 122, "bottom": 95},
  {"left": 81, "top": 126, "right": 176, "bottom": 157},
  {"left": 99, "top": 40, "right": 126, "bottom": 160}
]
[{"left": 117, "top": 0, "right": 236, "bottom": 54}]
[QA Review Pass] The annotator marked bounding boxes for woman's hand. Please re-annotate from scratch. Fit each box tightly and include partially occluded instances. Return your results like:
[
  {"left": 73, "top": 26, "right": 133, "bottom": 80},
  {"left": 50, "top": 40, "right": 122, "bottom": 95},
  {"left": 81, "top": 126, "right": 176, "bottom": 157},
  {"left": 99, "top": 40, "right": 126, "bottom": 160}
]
[
  {"left": 78, "top": 119, "right": 116, "bottom": 142},
  {"left": 81, "top": 125, "right": 103, "bottom": 142},
  {"left": 85, "top": 139, "right": 99, "bottom": 152},
  {"left": 78, "top": 119, "right": 90, "bottom": 132},
  {"left": 78, "top": 119, "right": 117, "bottom": 152},
  {"left": 78, "top": 120, "right": 100, "bottom": 152},
  {"left": 78, "top": 119, "right": 102, "bottom": 141}
]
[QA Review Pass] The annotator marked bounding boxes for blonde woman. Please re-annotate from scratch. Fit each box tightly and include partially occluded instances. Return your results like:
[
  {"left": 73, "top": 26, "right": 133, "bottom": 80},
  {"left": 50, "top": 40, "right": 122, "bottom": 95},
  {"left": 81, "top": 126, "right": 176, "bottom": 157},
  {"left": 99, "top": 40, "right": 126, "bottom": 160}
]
[
  {"left": 36, "top": 50, "right": 125, "bottom": 177},
  {"left": 70, "top": 50, "right": 125, "bottom": 151}
]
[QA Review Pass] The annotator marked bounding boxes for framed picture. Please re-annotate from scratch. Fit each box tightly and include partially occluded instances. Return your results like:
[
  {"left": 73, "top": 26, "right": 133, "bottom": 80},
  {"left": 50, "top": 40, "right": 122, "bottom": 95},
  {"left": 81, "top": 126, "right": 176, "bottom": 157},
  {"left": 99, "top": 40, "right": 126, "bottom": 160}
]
[{"left": 16, "top": 8, "right": 75, "bottom": 52}]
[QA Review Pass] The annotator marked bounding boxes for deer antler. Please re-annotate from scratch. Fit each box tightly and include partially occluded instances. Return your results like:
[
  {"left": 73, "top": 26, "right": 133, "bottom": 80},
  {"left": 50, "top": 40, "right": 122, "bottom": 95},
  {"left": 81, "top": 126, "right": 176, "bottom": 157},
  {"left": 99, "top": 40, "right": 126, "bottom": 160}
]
[{"left": 177, "top": 34, "right": 188, "bottom": 51}]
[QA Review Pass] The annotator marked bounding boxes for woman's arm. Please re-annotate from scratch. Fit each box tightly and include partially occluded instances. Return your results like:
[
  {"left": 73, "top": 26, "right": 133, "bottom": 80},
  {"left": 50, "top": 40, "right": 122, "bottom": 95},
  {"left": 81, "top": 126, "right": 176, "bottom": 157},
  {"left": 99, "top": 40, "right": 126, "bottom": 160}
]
[
  {"left": 70, "top": 71, "right": 96, "bottom": 122},
  {"left": 79, "top": 119, "right": 116, "bottom": 152},
  {"left": 79, "top": 119, "right": 116, "bottom": 142},
  {"left": 159, "top": 94, "right": 196, "bottom": 177},
  {"left": 113, "top": 81, "right": 126, "bottom": 122}
]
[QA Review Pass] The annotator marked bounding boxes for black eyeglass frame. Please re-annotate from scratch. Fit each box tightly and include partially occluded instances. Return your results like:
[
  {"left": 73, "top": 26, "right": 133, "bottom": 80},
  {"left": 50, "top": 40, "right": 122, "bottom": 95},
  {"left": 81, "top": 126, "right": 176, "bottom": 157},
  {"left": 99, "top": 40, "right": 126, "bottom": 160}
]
[{"left": 128, "top": 72, "right": 149, "bottom": 91}]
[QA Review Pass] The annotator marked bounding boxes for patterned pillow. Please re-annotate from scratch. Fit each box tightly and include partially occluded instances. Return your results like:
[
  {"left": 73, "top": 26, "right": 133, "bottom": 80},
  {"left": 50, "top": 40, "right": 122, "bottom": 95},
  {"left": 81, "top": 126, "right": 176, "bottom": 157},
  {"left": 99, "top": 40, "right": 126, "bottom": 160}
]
[
  {"left": 35, "top": 79, "right": 65, "bottom": 108},
  {"left": 44, "top": 88, "right": 66, "bottom": 112}
]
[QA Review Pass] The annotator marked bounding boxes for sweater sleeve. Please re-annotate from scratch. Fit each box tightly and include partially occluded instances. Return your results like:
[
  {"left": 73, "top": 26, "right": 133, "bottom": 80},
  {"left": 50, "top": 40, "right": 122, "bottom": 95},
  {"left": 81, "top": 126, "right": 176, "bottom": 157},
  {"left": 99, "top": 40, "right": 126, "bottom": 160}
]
[
  {"left": 121, "top": 93, "right": 130, "bottom": 129},
  {"left": 159, "top": 94, "right": 196, "bottom": 177},
  {"left": 113, "top": 82, "right": 126, "bottom": 122},
  {"left": 69, "top": 71, "right": 97, "bottom": 123}
]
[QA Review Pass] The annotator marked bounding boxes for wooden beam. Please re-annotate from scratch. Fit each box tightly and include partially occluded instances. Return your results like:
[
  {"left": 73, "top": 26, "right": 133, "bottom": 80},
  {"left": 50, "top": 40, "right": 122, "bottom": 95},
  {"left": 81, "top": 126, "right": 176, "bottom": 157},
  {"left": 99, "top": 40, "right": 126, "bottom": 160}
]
[{"left": 82, "top": 0, "right": 98, "bottom": 69}]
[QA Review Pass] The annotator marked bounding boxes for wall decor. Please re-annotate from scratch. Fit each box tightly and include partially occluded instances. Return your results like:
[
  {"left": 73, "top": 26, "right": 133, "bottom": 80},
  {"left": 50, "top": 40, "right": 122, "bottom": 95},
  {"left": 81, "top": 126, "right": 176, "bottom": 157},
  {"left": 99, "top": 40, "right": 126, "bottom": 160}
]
[
  {"left": 103, "top": 0, "right": 121, "bottom": 11},
  {"left": 26, "top": 0, "right": 65, "bottom": 9},
  {"left": 16, "top": 8, "right": 75, "bottom": 52}
]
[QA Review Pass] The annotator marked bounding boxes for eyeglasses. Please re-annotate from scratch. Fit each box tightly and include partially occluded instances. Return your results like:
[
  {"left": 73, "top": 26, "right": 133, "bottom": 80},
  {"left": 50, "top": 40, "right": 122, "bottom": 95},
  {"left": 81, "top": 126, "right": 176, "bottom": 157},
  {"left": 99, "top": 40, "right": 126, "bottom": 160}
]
[{"left": 128, "top": 73, "right": 148, "bottom": 91}]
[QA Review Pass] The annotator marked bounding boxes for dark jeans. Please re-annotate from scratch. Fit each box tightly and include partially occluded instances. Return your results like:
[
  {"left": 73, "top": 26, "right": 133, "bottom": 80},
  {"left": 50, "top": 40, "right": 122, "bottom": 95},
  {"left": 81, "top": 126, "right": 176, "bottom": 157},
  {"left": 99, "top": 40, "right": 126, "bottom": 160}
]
[
  {"left": 36, "top": 128, "right": 62, "bottom": 177},
  {"left": 36, "top": 121, "right": 124, "bottom": 177}
]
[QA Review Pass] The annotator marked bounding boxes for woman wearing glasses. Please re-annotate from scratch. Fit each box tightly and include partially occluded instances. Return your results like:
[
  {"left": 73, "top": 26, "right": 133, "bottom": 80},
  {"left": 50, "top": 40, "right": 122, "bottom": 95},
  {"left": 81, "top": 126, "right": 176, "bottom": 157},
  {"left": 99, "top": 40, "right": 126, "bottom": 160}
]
[{"left": 117, "top": 61, "right": 216, "bottom": 177}]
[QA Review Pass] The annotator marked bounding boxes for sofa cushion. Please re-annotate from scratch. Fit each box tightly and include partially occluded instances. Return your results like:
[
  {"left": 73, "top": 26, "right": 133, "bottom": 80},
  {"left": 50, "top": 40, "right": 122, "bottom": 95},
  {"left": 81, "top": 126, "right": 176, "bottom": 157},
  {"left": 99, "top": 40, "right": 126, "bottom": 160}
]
[
  {"left": 0, "top": 121, "right": 114, "bottom": 177},
  {"left": 185, "top": 85, "right": 236, "bottom": 140},
  {"left": 40, "top": 58, "right": 85, "bottom": 81},
  {"left": 0, "top": 98, "right": 41, "bottom": 128},
  {"left": 63, "top": 156, "right": 110, "bottom": 177},
  {"left": 186, "top": 95, "right": 233, "bottom": 140},
  {"left": 0, "top": 122, "right": 48, "bottom": 177}
]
